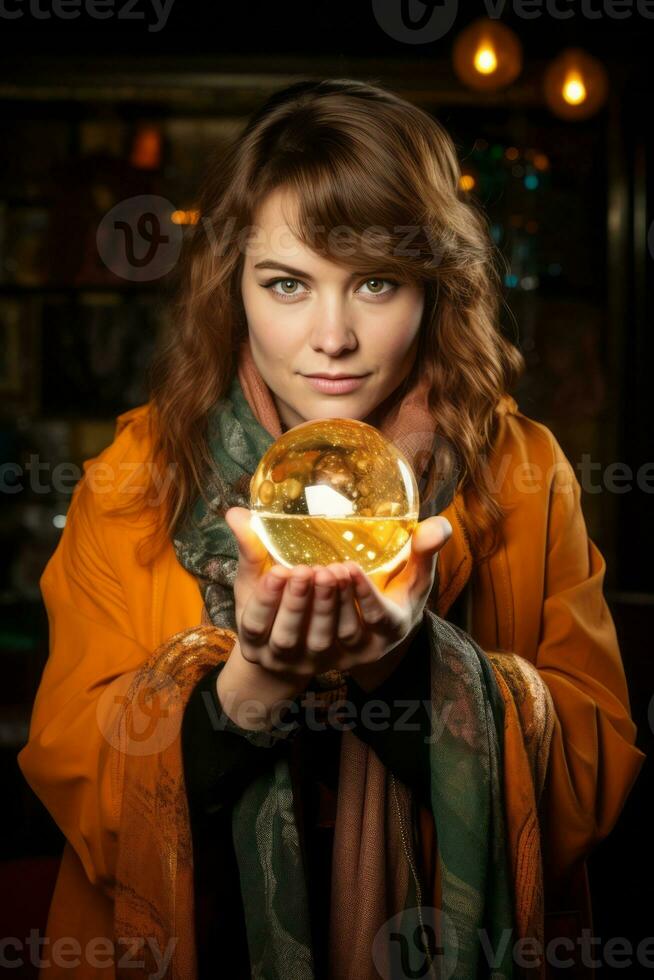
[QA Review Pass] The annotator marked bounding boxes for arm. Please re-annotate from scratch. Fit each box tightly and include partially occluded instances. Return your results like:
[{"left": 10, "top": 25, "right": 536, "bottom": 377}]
[
  {"left": 534, "top": 436, "right": 645, "bottom": 884},
  {"left": 181, "top": 659, "right": 302, "bottom": 820},
  {"left": 215, "top": 636, "right": 311, "bottom": 732},
  {"left": 182, "top": 616, "right": 432, "bottom": 816},
  {"left": 16, "top": 478, "right": 153, "bottom": 898}
]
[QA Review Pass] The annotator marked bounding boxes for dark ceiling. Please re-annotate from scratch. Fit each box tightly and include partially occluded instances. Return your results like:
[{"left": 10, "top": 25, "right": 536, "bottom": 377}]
[{"left": 3, "top": 0, "right": 653, "bottom": 67}]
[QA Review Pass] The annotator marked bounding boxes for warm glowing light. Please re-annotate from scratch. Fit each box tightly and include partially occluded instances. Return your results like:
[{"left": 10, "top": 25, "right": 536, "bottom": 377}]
[
  {"left": 533, "top": 153, "right": 550, "bottom": 171},
  {"left": 459, "top": 174, "right": 476, "bottom": 191},
  {"left": 452, "top": 18, "right": 522, "bottom": 92},
  {"left": 171, "top": 209, "right": 200, "bottom": 225},
  {"left": 505, "top": 146, "right": 519, "bottom": 161},
  {"left": 474, "top": 43, "right": 497, "bottom": 75},
  {"left": 562, "top": 71, "right": 587, "bottom": 105},
  {"left": 544, "top": 49, "right": 608, "bottom": 120},
  {"left": 248, "top": 418, "right": 420, "bottom": 574},
  {"left": 130, "top": 125, "right": 162, "bottom": 170}
]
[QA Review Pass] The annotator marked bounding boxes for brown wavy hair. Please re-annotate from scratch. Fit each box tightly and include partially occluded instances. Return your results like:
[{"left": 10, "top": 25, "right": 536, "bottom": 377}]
[{"left": 114, "top": 77, "right": 525, "bottom": 564}]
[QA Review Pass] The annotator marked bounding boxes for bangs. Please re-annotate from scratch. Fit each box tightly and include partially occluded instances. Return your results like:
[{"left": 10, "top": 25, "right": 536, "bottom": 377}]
[{"left": 256, "top": 154, "right": 442, "bottom": 282}]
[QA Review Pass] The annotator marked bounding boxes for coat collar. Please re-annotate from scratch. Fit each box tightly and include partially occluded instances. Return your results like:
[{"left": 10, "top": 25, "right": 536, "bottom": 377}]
[{"left": 433, "top": 393, "right": 518, "bottom": 619}]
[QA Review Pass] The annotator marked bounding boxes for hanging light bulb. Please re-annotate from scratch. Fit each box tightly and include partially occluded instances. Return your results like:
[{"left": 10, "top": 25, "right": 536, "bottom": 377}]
[
  {"left": 544, "top": 49, "right": 608, "bottom": 120},
  {"left": 474, "top": 43, "right": 497, "bottom": 76},
  {"left": 452, "top": 18, "right": 522, "bottom": 92},
  {"left": 562, "top": 71, "right": 587, "bottom": 106}
]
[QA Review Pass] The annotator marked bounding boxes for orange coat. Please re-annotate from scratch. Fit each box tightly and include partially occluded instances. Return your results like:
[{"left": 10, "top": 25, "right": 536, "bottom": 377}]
[{"left": 17, "top": 395, "right": 645, "bottom": 978}]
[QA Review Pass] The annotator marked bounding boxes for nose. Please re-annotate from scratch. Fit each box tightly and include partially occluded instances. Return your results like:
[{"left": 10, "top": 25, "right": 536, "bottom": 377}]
[{"left": 308, "top": 296, "right": 358, "bottom": 357}]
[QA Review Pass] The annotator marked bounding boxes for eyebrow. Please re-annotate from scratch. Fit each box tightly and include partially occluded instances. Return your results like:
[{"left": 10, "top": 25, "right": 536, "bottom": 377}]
[{"left": 253, "top": 260, "right": 361, "bottom": 282}]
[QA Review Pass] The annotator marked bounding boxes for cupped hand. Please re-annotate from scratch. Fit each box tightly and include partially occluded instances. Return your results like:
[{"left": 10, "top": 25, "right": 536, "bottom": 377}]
[{"left": 224, "top": 506, "right": 452, "bottom": 676}]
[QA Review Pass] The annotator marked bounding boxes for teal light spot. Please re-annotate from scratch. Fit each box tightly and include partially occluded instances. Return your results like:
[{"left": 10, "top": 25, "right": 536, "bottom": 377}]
[
  {"left": 504, "top": 273, "right": 519, "bottom": 288},
  {"left": 524, "top": 174, "right": 539, "bottom": 190}
]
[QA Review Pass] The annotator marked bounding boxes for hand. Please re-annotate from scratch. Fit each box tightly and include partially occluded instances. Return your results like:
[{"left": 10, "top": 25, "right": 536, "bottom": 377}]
[
  {"left": 334, "top": 512, "right": 453, "bottom": 677},
  {"left": 224, "top": 507, "right": 452, "bottom": 677},
  {"left": 225, "top": 506, "right": 359, "bottom": 678}
]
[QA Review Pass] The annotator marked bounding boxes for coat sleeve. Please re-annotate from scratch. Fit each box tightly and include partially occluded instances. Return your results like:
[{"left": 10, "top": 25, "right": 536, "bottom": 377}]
[
  {"left": 181, "top": 661, "right": 301, "bottom": 821},
  {"left": 16, "top": 475, "right": 157, "bottom": 898},
  {"left": 535, "top": 434, "right": 646, "bottom": 884},
  {"left": 182, "top": 616, "right": 435, "bottom": 820}
]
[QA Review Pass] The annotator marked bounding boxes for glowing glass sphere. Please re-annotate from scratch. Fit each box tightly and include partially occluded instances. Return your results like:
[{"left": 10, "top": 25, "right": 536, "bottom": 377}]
[{"left": 249, "top": 418, "right": 420, "bottom": 575}]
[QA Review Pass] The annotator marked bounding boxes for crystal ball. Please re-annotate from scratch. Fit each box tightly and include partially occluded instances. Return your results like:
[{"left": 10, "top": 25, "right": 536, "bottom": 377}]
[{"left": 249, "top": 418, "right": 420, "bottom": 575}]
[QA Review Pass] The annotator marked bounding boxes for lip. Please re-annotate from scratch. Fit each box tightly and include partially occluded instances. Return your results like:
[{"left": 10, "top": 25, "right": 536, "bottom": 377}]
[{"left": 302, "top": 373, "right": 369, "bottom": 394}]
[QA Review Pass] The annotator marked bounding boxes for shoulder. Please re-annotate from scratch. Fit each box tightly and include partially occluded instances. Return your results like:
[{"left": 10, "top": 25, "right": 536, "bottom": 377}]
[
  {"left": 72, "top": 402, "right": 159, "bottom": 520},
  {"left": 491, "top": 394, "right": 578, "bottom": 504}
]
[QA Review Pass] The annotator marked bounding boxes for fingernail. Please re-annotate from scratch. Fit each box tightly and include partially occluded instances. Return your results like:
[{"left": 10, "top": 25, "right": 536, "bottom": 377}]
[
  {"left": 315, "top": 582, "right": 334, "bottom": 599},
  {"left": 267, "top": 573, "right": 286, "bottom": 590}
]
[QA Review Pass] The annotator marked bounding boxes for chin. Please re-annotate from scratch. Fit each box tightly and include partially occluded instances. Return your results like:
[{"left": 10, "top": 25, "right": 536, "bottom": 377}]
[{"left": 307, "top": 397, "right": 369, "bottom": 416}]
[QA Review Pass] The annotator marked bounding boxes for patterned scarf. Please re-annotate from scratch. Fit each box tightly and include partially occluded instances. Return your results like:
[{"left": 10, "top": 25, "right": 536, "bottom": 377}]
[{"left": 111, "top": 340, "right": 556, "bottom": 980}]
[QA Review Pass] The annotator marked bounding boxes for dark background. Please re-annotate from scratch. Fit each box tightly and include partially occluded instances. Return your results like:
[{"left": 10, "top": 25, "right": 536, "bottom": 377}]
[{"left": 0, "top": 1, "right": 652, "bottom": 974}]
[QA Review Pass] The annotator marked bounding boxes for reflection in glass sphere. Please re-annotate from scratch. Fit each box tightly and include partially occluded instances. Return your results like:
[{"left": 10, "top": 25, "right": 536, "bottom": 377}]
[{"left": 249, "top": 418, "right": 420, "bottom": 574}]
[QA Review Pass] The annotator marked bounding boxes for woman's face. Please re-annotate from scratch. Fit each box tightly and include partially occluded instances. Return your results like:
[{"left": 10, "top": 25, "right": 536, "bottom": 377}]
[{"left": 240, "top": 188, "right": 425, "bottom": 431}]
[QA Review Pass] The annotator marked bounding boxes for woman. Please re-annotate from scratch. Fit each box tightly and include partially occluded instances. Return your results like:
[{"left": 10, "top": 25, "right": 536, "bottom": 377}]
[{"left": 18, "top": 79, "right": 644, "bottom": 980}]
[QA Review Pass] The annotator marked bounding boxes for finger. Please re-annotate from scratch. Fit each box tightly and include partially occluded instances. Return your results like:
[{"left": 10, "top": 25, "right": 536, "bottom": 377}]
[
  {"left": 239, "top": 565, "right": 289, "bottom": 650},
  {"left": 225, "top": 507, "right": 271, "bottom": 580},
  {"left": 327, "top": 563, "right": 364, "bottom": 648},
  {"left": 389, "top": 515, "right": 453, "bottom": 600},
  {"left": 267, "top": 566, "right": 314, "bottom": 661},
  {"left": 305, "top": 568, "right": 338, "bottom": 657},
  {"left": 342, "top": 562, "right": 392, "bottom": 630},
  {"left": 410, "top": 514, "right": 453, "bottom": 588}
]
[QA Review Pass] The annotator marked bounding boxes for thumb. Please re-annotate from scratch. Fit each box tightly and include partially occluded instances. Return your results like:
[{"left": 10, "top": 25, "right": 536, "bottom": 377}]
[
  {"left": 384, "top": 514, "right": 453, "bottom": 599},
  {"left": 224, "top": 507, "right": 270, "bottom": 578},
  {"left": 408, "top": 515, "right": 453, "bottom": 589},
  {"left": 412, "top": 515, "right": 453, "bottom": 560}
]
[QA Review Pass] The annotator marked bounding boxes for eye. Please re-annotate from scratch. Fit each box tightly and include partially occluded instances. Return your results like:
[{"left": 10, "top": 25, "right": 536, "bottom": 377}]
[
  {"left": 260, "top": 276, "right": 399, "bottom": 301},
  {"left": 356, "top": 278, "right": 398, "bottom": 298},
  {"left": 263, "top": 278, "right": 309, "bottom": 300}
]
